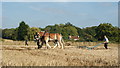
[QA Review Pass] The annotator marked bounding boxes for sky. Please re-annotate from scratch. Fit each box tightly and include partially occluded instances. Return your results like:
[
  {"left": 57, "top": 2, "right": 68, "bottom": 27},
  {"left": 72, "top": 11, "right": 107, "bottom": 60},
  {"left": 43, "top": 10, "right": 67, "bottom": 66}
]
[
  {"left": 2, "top": 0, "right": 120, "bottom": 2},
  {"left": 2, "top": 2, "right": 118, "bottom": 29}
]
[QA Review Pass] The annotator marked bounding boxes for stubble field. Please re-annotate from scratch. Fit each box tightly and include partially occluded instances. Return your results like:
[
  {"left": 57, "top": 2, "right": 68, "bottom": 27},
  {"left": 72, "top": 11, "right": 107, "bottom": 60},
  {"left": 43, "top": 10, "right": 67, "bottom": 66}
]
[{"left": 1, "top": 40, "right": 118, "bottom": 66}]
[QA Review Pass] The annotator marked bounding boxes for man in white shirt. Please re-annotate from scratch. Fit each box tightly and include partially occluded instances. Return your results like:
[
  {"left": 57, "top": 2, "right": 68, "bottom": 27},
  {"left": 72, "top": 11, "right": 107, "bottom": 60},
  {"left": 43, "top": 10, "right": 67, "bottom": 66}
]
[{"left": 104, "top": 35, "right": 109, "bottom": 49}]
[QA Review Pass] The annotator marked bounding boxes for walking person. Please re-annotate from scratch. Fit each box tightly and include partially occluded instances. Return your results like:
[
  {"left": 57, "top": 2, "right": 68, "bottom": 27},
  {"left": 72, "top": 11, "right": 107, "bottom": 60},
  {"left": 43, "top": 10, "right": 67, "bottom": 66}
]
[
  {"left": 103, "top": 36, "right": 109, "bottom": 49},
  {"left": 25, "top": 40, "right": 28, "bottom": 46}
]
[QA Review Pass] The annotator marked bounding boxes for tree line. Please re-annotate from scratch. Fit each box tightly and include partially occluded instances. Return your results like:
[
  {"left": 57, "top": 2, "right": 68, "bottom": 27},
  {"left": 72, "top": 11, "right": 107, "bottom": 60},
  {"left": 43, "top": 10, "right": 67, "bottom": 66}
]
[{"left": 1, "top": 21, "right": 120, "bottom": 42}]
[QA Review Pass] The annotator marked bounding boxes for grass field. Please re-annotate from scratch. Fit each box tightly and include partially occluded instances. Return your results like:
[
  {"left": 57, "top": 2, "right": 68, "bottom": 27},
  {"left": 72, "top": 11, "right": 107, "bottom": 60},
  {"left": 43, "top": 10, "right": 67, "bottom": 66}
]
[{"left": 1, "top": 40, "right": 119, "bottom": 66}]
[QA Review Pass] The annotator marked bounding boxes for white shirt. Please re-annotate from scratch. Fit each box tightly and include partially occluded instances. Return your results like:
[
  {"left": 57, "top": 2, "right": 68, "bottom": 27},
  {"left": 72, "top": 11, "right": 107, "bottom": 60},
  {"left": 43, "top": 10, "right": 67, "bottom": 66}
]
[{"left": 105, "top": 37, "right": 109, "bottom": 43}]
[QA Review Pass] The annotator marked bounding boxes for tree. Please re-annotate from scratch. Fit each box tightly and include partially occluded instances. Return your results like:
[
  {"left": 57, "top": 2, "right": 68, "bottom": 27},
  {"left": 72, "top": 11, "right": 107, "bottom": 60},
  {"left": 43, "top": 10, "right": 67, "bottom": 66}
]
[
  {"left": 45, "top": 24, "right": 62, "bottom": 33},
  {"left": 110, "top": 27, "right": 119, "bottom": 42},
  {"left": 11, "top": 28, "right": 18, "bottom": 40},
  {"left": 82, "top": 26, "right": 97, "bottom": 41},
  {"left": 95, "top": 23, "right": 114, "bottom": 41},
  {"left": 17, "top": 21, "right": 30, "bottom": 40},
  {"left": 2, "top": 21, "right": 119, "bottom": 42},
  {"left": 2, "top": 28, "right": 14, "bottom": 39},
  {"left": 64, "top": 26, "right": 78, "bottom": 36},
  {"left": 65, "top": 22, "right": 73, "bottom": 26}
]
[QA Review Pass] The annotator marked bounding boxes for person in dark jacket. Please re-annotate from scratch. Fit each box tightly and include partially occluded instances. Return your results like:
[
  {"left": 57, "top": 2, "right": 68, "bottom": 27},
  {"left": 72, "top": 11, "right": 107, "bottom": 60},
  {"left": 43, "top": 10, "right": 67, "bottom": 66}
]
[{"left": 25, "top": 40, "right": 28, "bottom": 46}]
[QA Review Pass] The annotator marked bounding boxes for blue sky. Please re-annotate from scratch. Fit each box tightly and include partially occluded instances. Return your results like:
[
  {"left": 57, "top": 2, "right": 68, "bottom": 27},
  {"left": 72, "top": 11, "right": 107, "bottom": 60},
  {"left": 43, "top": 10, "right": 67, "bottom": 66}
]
[{"left": 2, "top": 2, "right": 118, "bottom": 29}]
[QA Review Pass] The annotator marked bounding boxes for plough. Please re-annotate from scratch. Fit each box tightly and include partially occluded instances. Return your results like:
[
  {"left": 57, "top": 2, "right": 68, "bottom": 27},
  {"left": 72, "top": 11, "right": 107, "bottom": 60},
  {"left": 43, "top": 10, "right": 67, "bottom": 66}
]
[{"left": 77, "top": 43, "right": 103, "bottom": 50}]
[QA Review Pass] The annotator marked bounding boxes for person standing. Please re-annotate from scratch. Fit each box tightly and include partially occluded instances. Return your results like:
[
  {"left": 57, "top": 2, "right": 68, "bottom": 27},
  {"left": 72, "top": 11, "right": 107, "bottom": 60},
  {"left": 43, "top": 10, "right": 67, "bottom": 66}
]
[{"left": 103, "top": 36, "right": 109, "bottom": 49}]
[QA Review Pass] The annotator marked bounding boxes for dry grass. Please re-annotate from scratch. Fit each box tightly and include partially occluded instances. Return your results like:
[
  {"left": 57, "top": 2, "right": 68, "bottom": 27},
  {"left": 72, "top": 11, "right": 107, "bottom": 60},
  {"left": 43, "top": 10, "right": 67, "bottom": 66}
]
[{"left": 1, "top": 41, "right": 119, "bottom": 66}]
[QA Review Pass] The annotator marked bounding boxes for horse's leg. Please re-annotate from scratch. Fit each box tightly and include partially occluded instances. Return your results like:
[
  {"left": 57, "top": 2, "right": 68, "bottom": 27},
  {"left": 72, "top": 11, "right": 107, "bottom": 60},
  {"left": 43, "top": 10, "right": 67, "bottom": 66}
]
[
  {"left": 45, "top": 37, "right": 51, "bottom": 49},
  {"left": 57, "top": 41, "right": 61, "bottom": 48},
  {"left": 53, "top": 41, "right": 58, "bottom": 49},
  {"left": 46, "top": 42, "right": 51, "bottom": 49},
  {"left": 58, "top": 37, "right": 64, "bottom": 49},
  {"left": 40, "top": 42, "right": 43, "bottom": 48},
  {"left": 59, "top": 41, "right": 64, "bottom": 49},
  {"left": 53, "top": 40, "right": 61, "bottom": 49}
]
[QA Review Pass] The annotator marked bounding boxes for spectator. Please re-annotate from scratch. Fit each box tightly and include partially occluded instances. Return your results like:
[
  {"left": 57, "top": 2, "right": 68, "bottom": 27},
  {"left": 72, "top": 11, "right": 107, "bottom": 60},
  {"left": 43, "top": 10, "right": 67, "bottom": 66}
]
[{"left": 25, "top": 40, "right": 28, "bottom": 46}]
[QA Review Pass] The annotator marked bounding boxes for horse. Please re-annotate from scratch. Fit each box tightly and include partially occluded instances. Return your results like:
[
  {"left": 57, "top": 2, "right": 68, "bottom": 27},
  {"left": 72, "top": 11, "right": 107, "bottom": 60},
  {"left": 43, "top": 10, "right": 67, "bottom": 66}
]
[{"left": 34, "top": 31, "right": 64, "bottom": 49}]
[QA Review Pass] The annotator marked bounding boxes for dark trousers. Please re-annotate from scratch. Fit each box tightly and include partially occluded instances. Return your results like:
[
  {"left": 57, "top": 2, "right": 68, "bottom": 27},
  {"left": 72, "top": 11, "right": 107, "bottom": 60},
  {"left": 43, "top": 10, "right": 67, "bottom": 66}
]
[
  {"left": 25, "top": 43, "right": 28, "bottom": 46},
  {"left": 104, "top": 43, "right": 108, "bottom": 49}
]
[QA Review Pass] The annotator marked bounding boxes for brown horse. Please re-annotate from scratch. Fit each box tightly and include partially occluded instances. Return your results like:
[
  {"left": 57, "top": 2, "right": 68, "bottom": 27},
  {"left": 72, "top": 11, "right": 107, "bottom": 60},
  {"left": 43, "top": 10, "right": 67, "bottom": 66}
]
[{"left": 34, "top": 31, "right": 64, "bottom": 49}]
